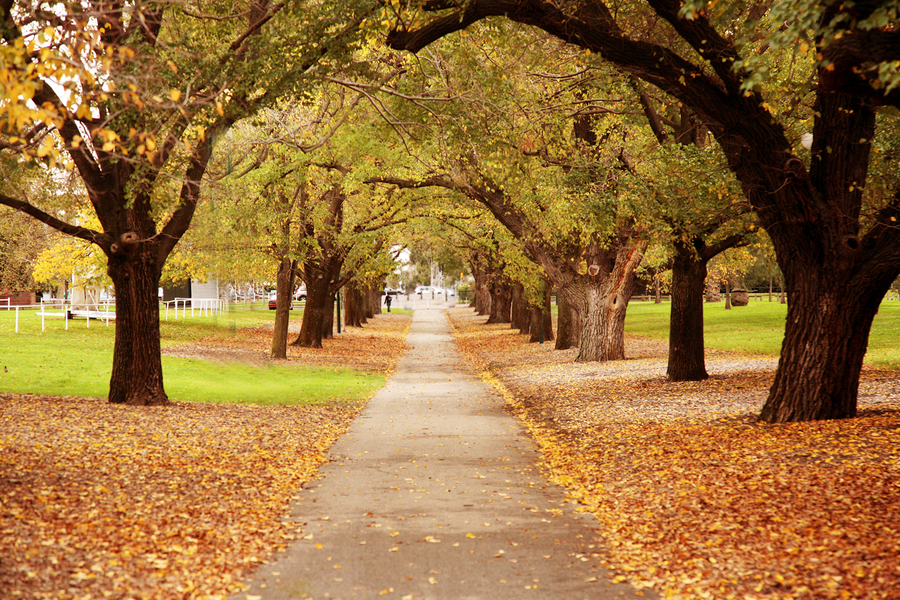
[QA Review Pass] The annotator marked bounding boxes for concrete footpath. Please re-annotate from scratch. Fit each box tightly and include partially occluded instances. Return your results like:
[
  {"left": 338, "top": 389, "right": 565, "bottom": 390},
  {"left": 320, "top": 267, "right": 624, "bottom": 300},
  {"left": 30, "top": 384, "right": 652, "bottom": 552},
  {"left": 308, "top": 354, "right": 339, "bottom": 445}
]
[{"left": 234, "top": 309, "right": 650, "bottom": 600}]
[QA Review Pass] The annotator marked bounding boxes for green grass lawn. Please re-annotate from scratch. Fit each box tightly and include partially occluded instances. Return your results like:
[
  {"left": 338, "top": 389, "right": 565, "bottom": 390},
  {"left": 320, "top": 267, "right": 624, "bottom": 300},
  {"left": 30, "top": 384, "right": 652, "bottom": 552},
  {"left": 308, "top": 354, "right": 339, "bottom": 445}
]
[
  {"left": 0, "top": 305, "right": 384, "bottom": 404},
  {"left": 625, "top": 297, "right": 900, "bottom": 369}
]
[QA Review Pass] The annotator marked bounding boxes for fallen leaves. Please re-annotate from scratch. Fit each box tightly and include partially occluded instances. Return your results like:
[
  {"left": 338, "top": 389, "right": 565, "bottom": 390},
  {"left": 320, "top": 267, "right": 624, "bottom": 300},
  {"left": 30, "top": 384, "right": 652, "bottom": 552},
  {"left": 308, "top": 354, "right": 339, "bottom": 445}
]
[
  {"left": 448, "top": 308, "right": 900, "bottom": 600},
  {"left": 0, "top": 395, "right": 360, "bottom": 599},
  {"left": 1, "top": 313, "right": 412, "bottom": 600},
  {"left": 163, "top": 313, "right": 412, "bottom": 375}
]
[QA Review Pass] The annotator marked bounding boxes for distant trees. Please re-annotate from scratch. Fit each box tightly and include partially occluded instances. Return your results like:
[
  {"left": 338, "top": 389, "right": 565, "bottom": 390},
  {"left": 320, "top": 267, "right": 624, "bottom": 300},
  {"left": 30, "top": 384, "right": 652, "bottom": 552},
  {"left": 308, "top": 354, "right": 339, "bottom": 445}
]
[{"left": 386, "top": 0, "right": 900, "bottom": 421}]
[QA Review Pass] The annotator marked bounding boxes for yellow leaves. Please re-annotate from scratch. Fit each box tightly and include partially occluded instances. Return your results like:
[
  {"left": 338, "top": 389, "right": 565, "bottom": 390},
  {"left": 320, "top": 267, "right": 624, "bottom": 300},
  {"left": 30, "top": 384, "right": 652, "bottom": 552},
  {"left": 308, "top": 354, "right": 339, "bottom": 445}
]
[
  {"left": 446, "top": 308, "right": 900, "bottom": 600},
  {"left": 1, "top": 395, "right": 363, "bottom": 600},
  {"left": 170, "top": 88, "right": 182, "bottom": 103}
]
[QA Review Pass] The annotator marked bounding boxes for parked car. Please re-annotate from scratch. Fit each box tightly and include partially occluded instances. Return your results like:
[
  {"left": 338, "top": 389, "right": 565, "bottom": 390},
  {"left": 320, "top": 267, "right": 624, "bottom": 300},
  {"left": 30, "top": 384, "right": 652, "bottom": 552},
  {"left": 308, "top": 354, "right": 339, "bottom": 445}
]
[
  {"left": 268, "top": 289, "right": 304, "bottom": 310},
  {"left": 384, "top": 287, "right": 402, "bottom": 296}
]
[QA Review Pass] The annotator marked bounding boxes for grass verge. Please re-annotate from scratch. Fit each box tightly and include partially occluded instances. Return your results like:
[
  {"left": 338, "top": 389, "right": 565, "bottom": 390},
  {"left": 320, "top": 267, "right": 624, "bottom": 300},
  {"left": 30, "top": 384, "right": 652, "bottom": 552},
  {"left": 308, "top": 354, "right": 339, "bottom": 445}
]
[
  {"left": 625, "top": 298, "right": 900, "bottom": 368},
  {"left": 0, "top": 306, "right": 400, "bottom": 404}
]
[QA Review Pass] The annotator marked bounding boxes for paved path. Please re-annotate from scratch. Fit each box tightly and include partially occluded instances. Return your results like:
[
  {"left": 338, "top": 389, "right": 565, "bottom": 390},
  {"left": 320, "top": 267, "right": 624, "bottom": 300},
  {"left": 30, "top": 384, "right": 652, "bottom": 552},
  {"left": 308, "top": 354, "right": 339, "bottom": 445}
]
[{"left": 235, "top": 309, "right": 650, "bottom": 600}]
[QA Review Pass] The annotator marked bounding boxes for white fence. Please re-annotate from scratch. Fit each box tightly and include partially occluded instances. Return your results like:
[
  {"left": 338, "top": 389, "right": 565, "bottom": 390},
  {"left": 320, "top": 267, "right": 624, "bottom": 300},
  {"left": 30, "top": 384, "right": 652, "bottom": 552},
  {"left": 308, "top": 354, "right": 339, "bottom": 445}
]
[
  {"left": 4, "top": 297, "right": 227, "bottom": 332},
  {"left": 162, "top": 298, "right": 225, "bottom": 320}
]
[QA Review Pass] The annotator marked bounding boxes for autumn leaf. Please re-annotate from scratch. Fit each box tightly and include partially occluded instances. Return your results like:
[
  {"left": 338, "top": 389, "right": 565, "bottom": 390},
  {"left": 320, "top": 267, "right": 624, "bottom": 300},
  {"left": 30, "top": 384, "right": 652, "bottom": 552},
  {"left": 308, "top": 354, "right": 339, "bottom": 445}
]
[
  {"left": 1, "top": 314, "right": 412, "bottom": 599},
  {"left": 447, "top": 308, "right": 900, "bottom": 600}
]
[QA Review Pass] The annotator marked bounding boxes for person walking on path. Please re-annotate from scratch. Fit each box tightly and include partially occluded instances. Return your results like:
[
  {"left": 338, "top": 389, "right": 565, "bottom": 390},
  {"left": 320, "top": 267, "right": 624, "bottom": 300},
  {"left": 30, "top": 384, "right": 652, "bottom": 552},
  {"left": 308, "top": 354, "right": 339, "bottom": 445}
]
[
  {"left": 235, "top": 308, "right": 650, "bottom": 600},
  {"left": 385, "top": 292, "right": 392, "bottom": 313}
]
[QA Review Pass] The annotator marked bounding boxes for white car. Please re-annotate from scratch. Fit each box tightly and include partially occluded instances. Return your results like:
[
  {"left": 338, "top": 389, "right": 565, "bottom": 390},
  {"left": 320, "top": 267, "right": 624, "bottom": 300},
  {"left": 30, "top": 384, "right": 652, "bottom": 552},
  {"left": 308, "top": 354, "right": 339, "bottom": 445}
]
[{"left": 415, "top": 286, "right": 444, "bottom": 297}]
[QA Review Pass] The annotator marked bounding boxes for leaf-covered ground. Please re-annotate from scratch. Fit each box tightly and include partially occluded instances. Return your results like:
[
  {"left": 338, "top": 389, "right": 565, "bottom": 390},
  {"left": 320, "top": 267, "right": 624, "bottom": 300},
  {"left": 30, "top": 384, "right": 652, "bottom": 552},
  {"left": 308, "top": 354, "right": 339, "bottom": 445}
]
[
  {"left": 1, "top": 313, "right": 411, "bottom": 600},
  {"left": 163, "top": 312, "right": 412, "bottom": 374},
  {"left": 447, "top": 308, "right": 900, "bottom": 600}
]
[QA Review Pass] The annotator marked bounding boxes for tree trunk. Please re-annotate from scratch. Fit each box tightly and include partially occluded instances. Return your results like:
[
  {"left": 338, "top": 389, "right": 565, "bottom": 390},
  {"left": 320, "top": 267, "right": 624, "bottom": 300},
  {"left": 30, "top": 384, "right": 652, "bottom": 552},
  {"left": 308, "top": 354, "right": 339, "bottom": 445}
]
[
  {"left": 344, "top": 283, "right": 365, "bottom": 328},
  {"left": 574, "top": 241, "right": 645, "bottom": 362},
  {"left": 574, "top": 280, "right": 624, "bottom": 362},
  {"left": 510, "top": 283, "right": 530, "bottom": 333},
  {"left": 107, "top": 246, "right": 169, "bottom": 406},
  {"left": 724, "top": 281, "right": 732, "bottom": 310},
  {"left": 667, "top": 248, "right": 709, "bottom": 381},
  {"left": 370, "top": 286, "right": 382, "bottom": 315},
  {"left": 294, "top": 280, "right": 331, "bottom": 348},
  {"left": 475, "top": 283, "right": 490, "bottom": 315},
  {"left": 529, "top": 283, "right": 554, "bottom": 343},
  {"left": 760, "top": 284, "right": 885, "bottom": 422},
  {"left": 555, "top": 289, "right": 580, "bottom": 350},
  {"left": 324, "top": 292, "right": 336, "bottom": 339},
  {"left": 486, "top": 283, "right": 512, "bottom": 324},
  {"left": 654, "top": 275, "right": 661, "bottom": 304},
  {"left": 271, "top": 257, "right": 296, "bottom": 359},
  {"left": 469, "top": 257, "right": 491, "bottom": 315}
]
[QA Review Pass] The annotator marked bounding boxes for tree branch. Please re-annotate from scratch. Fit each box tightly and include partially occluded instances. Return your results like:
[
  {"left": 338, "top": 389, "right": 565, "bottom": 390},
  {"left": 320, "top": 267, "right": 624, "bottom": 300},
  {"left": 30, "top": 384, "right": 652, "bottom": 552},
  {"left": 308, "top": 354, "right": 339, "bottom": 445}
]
[{"left": 0, "top": 194, "right": 110, "bottom": 248}]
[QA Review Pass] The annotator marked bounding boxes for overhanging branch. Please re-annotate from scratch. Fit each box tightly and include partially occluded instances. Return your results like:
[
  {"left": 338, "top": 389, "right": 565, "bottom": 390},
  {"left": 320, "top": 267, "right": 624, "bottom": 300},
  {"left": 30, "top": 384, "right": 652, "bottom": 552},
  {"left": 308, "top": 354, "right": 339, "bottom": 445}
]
[{"left": 0, "top": 194, "right": 109, "bottom": 248}]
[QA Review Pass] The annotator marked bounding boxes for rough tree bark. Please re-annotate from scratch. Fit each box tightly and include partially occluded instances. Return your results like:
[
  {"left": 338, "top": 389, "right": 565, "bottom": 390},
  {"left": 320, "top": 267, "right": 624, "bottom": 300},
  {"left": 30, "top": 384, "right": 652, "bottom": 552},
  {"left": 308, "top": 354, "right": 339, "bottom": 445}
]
[
  {"left": 667, "top": 235, "right": 744, "bottom": 381},
  {"left": 562, "top": 240, "right": 646, "bottom": 362},
  {"left": 469, "top": 256, "right": 492, "bottom": 315},
  {"left": 296, "top": 275, "right": 332, "bottom": 349},
  {"left": 106, "top": 240, "right": 168, "bottom": 405},
  {"left": 344, "top": 282, "right": 366, "bottom": 328},
  {"left": 487, "top": 281, "right": 513, "bottom": 324}
]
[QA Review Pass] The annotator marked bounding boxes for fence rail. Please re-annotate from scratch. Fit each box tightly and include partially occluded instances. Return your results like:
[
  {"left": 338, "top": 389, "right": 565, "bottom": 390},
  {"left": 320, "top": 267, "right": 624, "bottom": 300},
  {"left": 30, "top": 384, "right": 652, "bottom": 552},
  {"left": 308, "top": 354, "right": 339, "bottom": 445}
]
[{"left": 3, "top": 298, "right": 227, "bottom": 332}]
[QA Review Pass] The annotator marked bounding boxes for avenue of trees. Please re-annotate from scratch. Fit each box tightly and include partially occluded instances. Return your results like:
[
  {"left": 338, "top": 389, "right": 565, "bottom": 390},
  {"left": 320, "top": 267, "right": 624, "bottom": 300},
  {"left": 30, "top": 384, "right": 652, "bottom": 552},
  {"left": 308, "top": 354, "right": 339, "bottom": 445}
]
[
  {"left": 385, "top": 0, "right": 900, "bottom": 422},
  {"left": 2, "top": 0, "right": 900, "bottom": 424}
]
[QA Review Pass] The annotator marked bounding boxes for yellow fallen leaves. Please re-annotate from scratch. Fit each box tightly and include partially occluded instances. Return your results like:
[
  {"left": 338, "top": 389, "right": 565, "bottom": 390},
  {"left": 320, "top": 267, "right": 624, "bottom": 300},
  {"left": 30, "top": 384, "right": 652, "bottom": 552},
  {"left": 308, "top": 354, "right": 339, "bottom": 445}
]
[
  {"left": 0, "top": 394, "right": 361, "bottom": 600},
  {"left": 448, "top": 308, "right": 900, "bottom": 600},
  {"left": 165, "top": 313, "right": 412, "bottom": 375}
]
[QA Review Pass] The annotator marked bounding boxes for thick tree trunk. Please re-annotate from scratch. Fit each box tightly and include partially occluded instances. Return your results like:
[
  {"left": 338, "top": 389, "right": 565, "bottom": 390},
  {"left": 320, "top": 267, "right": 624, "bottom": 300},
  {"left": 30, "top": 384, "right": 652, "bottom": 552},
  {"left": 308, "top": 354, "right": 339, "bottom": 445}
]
[
  {"left": 344, "top": 283, "right": 365, "bottom": 328},
  {"left": 369, "top": 287, "right": 382, "bottom": 316},
  {"left": 760, "top": 270, "right": 892, "bottom": 422},
  {"left": 510, "top": 283, "right": 530, "bottom": 333},
  {"left": 667, "top": 249, "right": 709, "bottom": 381},
  {"left": 529, "top": 284, "right": 554, "bottom": 343},
  {"left": 469, "top": 257, "right": 491, "bottom": 315},
  {"left": 574, "top": 242, "right": 645, "bottom": 362},
  {"left": 554, "top": 290, "right": 577, "bottom": 350},
  {"left": 762, "top": 292, "right": 875, "bottom": 421},
  {"left": 486, "top": 283, "right": 512, "bottom": 324},
  {"left": 574, "top": 281, "right": 623, "bottom": 362},
  {"left": 294, "top": 281, "right": 331, "bottom": 348},
  {"left": 475, "top": 283, "right": 490, "bottom": 315},
  {"left": 107, "top": 246, "right": 169, "bottom": 406},
  {"left": 271, "top": 257, "right": 296, "bottom": 359}
]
